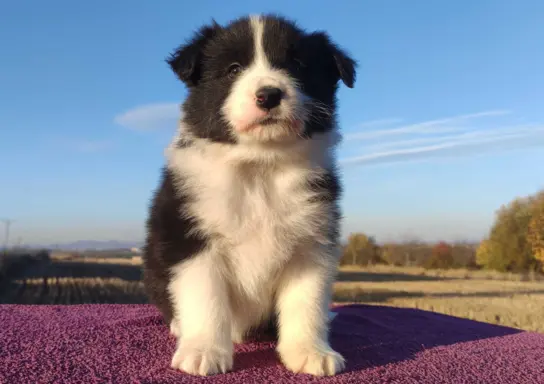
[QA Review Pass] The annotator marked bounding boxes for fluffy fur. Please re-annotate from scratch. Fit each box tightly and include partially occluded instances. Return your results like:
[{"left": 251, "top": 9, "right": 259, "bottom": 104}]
[{"left": 142, "top": 13, "right": 356, "bottom": 377}]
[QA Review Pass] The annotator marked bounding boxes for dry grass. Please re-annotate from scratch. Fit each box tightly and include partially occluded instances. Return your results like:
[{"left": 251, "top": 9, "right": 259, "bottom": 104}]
[
  {"left": 1, "top": 257, "right": 542, "bottom": 333},
  {"left": 3, "top": 277, "right": 147, "bottom": 304},
  {"left": 340, "top": 264, "right": 544, "bottom": 282},
  {"left": 334, "top": 265, "right": 544, "bottom": 333},
  {"left": 52, "top": 256, "right": 143, "bottom": 265},
  {"left": 0, "top": 258, "right": 145, "bottom": 305},
  {"left": 50, "top": 252, "right": 142, "bottom": 265}
]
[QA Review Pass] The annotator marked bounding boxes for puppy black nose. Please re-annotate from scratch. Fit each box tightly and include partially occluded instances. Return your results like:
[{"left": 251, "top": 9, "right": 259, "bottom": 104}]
[{"left": 255, "top": 87, "right": 283, "bottom": 110}]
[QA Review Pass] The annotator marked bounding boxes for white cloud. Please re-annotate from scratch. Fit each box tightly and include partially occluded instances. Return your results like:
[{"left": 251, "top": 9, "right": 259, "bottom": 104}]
[
  {"left": 345, "top": 110, "right": 511, "bottom": 140},
  {"left": 114, "top": 102, "right": 181, "bottom": 131}
]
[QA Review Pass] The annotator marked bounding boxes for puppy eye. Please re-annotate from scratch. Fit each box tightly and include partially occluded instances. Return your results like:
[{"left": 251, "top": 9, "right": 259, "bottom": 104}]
[{"left": 227, "top": 63, "right": 242, "bottom": 78}]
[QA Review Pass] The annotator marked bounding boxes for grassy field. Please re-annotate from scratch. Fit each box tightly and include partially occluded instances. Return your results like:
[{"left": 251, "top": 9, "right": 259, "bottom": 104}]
[{"left": 1, "top": 256, "right": 542, "bottom": 333}]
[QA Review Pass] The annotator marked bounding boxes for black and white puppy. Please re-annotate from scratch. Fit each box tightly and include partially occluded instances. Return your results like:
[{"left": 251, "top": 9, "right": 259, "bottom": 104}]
[{"left": 143, "top": 13, "right": 356, "bottom": 377}]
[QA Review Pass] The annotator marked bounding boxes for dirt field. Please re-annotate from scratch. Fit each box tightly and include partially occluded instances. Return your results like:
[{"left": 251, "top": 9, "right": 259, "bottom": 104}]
[{"left": 1, "top": 258, "right": 542, "bottom": 333}]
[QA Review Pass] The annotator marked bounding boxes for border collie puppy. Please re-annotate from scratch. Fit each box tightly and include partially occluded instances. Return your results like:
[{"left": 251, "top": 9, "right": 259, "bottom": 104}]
[{"left": 143, "top": 13, "right": 356, "bottom": 377}]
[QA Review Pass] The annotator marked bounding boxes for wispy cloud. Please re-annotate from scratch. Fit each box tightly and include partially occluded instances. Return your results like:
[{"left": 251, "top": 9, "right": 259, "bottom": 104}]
[
  {"left": 345, "top": 110, "right": 511, "bottom": 140},
  {"left": 340, "top": 111, "right": 544, "bottom": 167},
  {"left": 51, "top": 138, "right": 114, "bottom": 153},
  {"left": 356, "top": 118, "right": 404, "bottom": 129},
  {"left": 359, "top": 124, "right": 539, "bottom": 153},
  {"left": 114, "top": 102, "right": 181, "bottom": 131}
]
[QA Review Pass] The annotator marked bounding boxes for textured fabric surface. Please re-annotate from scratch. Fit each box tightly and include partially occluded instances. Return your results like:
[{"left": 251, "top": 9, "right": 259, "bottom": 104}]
[{"left": 1, "top": 304, "right": 543, "bottom": 383}]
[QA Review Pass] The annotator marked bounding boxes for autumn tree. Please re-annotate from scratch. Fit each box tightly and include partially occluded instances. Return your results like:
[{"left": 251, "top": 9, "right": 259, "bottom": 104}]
[
  {"left": 380, "top": 242, "right": 406, "bottom": 266},
  {"left": 341, "top": 232, "right": 382, "bottom": 266},
  {"left": 451, "top": 242, "right": 478, "bottom": 269},
  {"left": 478, "top": 194, "right": 540, "bottom": 272},
  {"left": 380, "top": 239, "right": 432, "bottom": 267},
  {"left": 424, "top": 241, "right": 454, "bottom": 269},
  {"left": 476, "top": 238, "right": 494, "bottom": 268},
  {"left": 527, "top": 195, "right": 544, "bottom": 269}
]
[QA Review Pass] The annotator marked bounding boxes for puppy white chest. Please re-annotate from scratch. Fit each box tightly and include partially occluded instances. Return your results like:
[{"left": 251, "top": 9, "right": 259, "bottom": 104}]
[
  {"left": 180, "top": 153, "right": 327, "bottom": 287},
  {"left": 238, "top": 169, "right": 325, "bottom": 294},
  {"left": 202, "top": 163, "right": 320, "bottom": 249}
]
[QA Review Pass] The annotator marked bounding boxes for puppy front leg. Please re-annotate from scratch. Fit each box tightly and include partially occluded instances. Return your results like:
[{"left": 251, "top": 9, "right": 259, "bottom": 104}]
[
  {"left": 167, "top": 251, "right": 233, "bottom": 376},
  {"left": 275, "top": 249, "right": 345, "bottom": 376}
]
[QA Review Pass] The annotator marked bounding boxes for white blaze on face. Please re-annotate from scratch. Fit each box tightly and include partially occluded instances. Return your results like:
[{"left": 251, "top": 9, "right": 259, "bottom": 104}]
[{"left": 221, "top": 15, "right": 308, "bottom": 143}]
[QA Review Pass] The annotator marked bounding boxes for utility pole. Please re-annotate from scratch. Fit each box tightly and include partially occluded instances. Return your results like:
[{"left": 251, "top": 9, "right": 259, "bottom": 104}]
[{"left": 1, "top": 219, "right": 14, "bottom": 251}]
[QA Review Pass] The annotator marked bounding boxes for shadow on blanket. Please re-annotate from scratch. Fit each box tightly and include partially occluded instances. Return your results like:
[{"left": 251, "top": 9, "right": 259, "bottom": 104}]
[{"left": 330, "top": 304, "right": 522, "bottom": 373}]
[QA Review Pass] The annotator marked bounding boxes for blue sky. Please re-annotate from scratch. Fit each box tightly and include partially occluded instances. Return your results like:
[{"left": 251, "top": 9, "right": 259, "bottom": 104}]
[{"left": 1, "top": 1, "right": 544, "bottom": 245}]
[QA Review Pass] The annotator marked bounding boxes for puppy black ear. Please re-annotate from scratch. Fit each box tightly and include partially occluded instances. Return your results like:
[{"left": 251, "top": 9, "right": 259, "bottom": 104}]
[
  {"left": 332, "top": 44, "right": 356, "bottom": 88},
  {"left": 166, "top": 20, "right": 221, "bottom": 86},
  {"left": 307, "top": 32, "right": 357, "bottom": 89}
]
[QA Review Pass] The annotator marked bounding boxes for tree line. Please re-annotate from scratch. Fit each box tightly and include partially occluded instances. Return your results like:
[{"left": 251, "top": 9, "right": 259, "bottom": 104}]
[{"left": 342, "top": 189, "right": 544, "bottom": 273}]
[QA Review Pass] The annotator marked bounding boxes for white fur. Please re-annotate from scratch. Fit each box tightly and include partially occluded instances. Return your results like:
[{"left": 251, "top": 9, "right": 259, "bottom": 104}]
[
  {"left": 168, "top": 247, "right": 234, "bottom": 375},
  {"left": 221, "top": 15, "right": 309, "bottom": 143},
  {"left": 165, "top": 15, "right": 345, "bottom": 377},
  {"left": 275, "top": 247, "right": 345, "bottom": 375},
  {"left": 166, "top": 130, "right": 344, "bottom": 376}
]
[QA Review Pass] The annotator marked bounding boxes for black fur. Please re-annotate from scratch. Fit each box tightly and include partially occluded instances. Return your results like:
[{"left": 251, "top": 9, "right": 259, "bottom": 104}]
[
  {"left": 143, "top": 168, "right": 209, "bottom": 325},
  {"left": 308, "top": 169, "right": 344, "bottom": 246},
  {"left": 165, "top": 14, "right": 356, "bottom": 144}
]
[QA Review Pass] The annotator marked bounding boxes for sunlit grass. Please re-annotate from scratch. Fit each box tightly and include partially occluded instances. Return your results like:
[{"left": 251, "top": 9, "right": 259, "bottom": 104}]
[{"left": 334, "top": 265, "right": 544, "bottom": 333}]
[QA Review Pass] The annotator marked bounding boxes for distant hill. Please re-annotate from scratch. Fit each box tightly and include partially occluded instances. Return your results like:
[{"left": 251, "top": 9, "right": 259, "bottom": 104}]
[{"left": 29, "top": 240, "right": 144, "bottom": 251}]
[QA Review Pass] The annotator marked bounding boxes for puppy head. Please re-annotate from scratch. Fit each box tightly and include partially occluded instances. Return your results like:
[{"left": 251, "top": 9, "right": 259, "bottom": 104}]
[{"left": 167, "top": 14, "right": 356, "bottom": 145}]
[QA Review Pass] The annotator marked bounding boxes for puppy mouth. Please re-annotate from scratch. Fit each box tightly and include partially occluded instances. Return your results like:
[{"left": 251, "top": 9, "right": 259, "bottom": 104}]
[{"left": 241, "top": 116, "right": 303, "bottom": 132}]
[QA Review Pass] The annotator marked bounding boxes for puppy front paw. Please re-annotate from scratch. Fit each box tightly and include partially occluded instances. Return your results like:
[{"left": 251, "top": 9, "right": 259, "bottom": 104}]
[
  {"left": 171, "top": 339, "right": 233, "bottom": 376},
  {"left": 277, "top": 342, "right": 345, "bottom": 376}
]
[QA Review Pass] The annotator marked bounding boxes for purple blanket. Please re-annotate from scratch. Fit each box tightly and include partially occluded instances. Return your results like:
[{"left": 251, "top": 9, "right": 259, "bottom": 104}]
[{"left": 1, "top": 304, "right": 543, "bottom": 383}]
